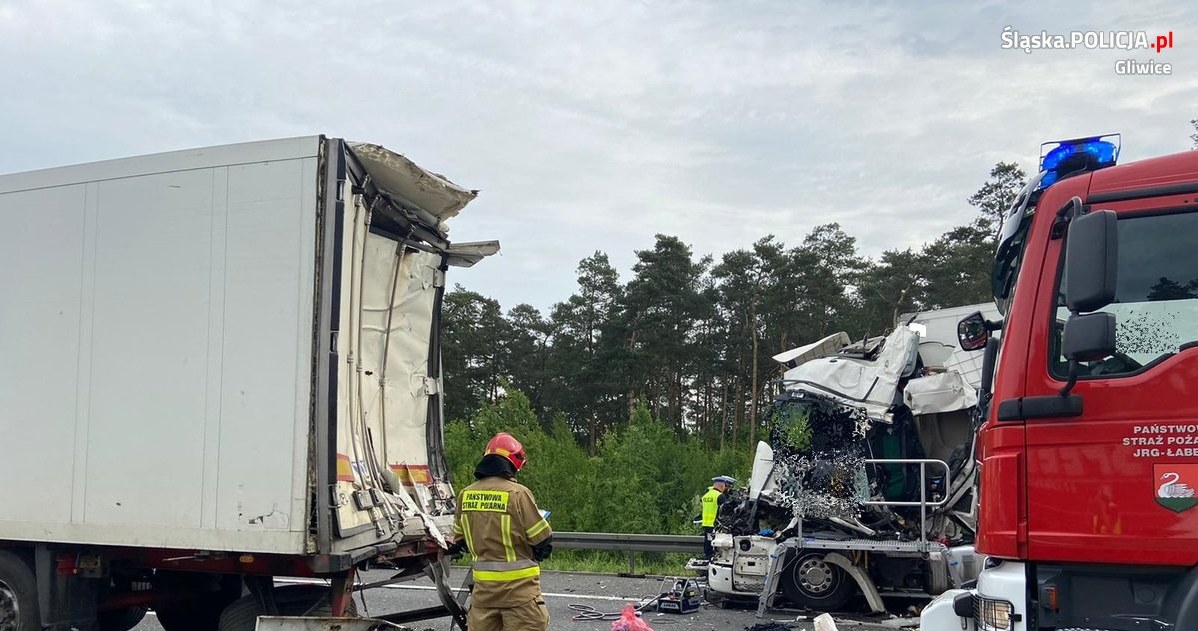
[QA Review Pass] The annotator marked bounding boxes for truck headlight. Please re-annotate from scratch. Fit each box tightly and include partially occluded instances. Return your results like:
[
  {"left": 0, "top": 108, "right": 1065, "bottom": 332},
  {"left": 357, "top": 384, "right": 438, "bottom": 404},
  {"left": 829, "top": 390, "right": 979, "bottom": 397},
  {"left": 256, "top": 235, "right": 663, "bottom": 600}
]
[{"left": 977, "top": 596, "right": 1014, "bottom": 630}]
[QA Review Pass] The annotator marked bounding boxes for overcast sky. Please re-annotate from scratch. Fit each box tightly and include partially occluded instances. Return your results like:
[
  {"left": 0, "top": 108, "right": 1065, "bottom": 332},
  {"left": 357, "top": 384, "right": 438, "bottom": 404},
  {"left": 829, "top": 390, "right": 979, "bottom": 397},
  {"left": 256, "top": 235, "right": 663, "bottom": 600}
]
[{"left": 2, "top": 1, "right": 1195, "bottom": 312}]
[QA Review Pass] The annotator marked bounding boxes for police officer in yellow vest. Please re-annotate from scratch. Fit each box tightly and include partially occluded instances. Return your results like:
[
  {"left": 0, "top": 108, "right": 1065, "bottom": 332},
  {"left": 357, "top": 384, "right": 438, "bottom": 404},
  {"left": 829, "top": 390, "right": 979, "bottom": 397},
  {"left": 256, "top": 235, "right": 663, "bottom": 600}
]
[
  {"left": 450, "top": 432, "right": 554, "bottom": 630},
  {"left": 701, "top": 475, "right": 735, "bottom": 558}
]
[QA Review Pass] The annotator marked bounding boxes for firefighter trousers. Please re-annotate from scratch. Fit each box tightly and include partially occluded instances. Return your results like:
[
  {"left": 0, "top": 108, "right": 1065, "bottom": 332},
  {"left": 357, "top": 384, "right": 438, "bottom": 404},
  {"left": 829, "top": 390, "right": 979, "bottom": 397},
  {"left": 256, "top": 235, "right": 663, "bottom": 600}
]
[{"left": 467, "top": 597, "right": 550, "bottom": 631}]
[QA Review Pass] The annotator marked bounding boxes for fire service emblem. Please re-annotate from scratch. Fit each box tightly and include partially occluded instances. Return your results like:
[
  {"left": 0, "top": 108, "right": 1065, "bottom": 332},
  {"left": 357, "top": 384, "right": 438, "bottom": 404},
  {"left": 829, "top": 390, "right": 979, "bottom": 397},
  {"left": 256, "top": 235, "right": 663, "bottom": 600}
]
[{"left": 1155, "top": 464, "right": 1198, "bottom": 513}]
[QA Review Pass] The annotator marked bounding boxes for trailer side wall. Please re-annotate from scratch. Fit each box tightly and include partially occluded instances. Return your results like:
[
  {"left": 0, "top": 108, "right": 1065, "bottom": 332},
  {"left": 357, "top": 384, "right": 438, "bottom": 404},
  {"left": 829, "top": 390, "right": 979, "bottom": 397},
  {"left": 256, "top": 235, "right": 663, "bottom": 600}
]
[{"left": 0, "top": 137, "right": 323, "bottom": 554}]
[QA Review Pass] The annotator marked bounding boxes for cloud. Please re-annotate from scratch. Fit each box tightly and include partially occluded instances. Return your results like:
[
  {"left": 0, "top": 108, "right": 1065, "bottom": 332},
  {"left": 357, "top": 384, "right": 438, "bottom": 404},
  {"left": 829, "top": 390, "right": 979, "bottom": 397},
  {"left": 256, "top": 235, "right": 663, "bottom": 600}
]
[{"left": 2, "top": 0, "right": 1195, "bottom": 311}]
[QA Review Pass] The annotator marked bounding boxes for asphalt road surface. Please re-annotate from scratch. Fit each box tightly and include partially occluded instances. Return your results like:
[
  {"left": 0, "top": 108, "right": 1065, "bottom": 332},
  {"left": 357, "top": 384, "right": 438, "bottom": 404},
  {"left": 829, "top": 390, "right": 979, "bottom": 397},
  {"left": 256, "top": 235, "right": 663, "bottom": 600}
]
[{"left": 134, "top": 568, "right": 918, "bottom": 631}]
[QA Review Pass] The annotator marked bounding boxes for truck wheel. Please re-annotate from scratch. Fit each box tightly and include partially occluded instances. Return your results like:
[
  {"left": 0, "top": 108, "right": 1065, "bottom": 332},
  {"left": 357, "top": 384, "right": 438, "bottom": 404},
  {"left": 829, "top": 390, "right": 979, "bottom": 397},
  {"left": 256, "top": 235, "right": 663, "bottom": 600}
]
[
  {"left": 781, "top": 553, "right": 855, "bottom": 612},
  {"left": 217, "top": 585, "right": 359, "bottom": 631},
  {"left": 0, "top": 551, "right": 40, "bottom": 631},
  {"left": 154, "top": 574, "right": 242, "bottom": 631},
  {"left": 97, "top": 607, "right": 149, "bottom": 631}
]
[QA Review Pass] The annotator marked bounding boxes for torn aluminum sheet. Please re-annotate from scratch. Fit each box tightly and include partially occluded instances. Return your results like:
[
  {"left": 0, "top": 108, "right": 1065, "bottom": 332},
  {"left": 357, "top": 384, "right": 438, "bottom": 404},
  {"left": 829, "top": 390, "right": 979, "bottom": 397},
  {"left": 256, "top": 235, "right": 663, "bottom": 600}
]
[
  {"left": 445, "top": 240, "right": 501, "bottom": 268},
  {"left": 772, "top": 331, "right": 852, "bottom": 370},
  {"left": 780, "top": 325, "right": 920, "bottom": 421},
  {"left": 903, "top": 370, "right": 977, "bottom": 415},
  {"left": 348, "top": 142, "right": 478, "bottom": 230}
]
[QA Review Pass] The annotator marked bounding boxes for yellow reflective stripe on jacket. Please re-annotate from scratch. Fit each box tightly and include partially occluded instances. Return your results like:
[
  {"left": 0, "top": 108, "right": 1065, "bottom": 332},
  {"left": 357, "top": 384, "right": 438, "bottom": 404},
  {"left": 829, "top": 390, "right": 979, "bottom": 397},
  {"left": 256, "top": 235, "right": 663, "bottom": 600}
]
[
  {"left": 460, "top": 511, "right": 478, "bottom": 561},
  {"left": 501, "top": 514, "right": 516, "bottom": 562},
  {"left": 473, "top": 565, "right": 542, "bottom": 582},
  {"left": 525, "top": 518, "right": 550, "bottom": 539}
]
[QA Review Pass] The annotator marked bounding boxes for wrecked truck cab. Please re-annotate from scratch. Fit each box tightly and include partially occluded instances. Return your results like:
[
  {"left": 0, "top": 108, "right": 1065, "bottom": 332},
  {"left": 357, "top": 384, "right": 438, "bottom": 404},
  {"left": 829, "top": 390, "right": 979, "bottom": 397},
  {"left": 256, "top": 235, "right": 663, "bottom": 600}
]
[
  {"left": 703, "top": 305, "right": 998, "bottom": 614},
  {"left": 766, "top": 322, "right": 978, "bottom": 526},
  {"left": 776, "top": 325, "right": 923, "bottom": 422}
]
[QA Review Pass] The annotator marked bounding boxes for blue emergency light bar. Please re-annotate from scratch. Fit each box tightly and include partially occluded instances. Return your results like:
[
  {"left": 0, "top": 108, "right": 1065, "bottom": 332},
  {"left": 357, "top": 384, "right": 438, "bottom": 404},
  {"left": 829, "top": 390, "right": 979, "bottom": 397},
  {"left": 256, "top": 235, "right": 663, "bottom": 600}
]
[{"left": 1038, "top": 134, "right": 1120, "bottom": 188}]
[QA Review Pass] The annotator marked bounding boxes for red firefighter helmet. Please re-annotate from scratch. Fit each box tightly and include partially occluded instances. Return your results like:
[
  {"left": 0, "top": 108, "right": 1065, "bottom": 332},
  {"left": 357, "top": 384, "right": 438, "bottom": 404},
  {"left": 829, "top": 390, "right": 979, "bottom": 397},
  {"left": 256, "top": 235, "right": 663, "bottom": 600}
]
[{"left": 484, "top": 432, "right": 526, "bottom": 471}]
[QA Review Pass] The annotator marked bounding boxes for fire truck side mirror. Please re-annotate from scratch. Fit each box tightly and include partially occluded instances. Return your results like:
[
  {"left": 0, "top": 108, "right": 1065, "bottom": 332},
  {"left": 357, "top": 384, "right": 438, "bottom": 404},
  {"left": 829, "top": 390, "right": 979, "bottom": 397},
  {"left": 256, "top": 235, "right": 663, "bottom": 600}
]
[
  {"left": 1063, "top": 209, "right": 1118, "bottom": 313},
  {"left": 957, "top": 312, "right": 990, "bottom": 351},
  {"left": 1063, "top": 312, "right": 1117, "bottom": 362}
]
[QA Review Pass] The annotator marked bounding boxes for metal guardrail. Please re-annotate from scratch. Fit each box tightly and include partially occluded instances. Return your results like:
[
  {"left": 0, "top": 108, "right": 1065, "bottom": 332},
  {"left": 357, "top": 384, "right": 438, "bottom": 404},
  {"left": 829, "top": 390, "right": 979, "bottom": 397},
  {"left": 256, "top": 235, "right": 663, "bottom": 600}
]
[
  {"left": 553, "top": 531, "right": 704, "bottom": 553},
  {"left": 551, "top": 532, "right": 704, "bottom": 575}
]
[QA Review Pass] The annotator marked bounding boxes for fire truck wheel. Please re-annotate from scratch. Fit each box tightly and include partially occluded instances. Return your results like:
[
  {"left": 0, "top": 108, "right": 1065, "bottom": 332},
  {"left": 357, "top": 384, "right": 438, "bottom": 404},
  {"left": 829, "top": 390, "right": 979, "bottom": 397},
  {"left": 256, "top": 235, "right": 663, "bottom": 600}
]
[
  {"left": 217, "top": 585, "right": 359, "bottom": 631},
  {"left": 0, "top": 551, "right": 40, "bottom": 631},
  {"left": 781, "top": 553, "right": 855, "bottom": 611}
]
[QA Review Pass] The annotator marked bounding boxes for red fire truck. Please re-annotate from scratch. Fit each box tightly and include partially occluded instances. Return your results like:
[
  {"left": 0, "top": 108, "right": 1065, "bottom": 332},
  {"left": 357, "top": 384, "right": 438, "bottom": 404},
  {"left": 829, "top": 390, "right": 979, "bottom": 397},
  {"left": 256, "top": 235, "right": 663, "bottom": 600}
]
[{"left": 920, "top": 135, "right": 1198, "bottom": 630}]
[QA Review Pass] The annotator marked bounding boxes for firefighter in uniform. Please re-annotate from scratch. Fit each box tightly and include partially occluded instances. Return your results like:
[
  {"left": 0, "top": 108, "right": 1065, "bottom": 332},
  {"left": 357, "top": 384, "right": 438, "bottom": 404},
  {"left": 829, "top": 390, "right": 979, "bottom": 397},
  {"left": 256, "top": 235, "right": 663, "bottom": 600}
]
[
  {"left": 450, "top": 432, "right": 553, "bottom": 631},
  {"left": 700, "top": 475, "right": 735, "bottom": 558}
]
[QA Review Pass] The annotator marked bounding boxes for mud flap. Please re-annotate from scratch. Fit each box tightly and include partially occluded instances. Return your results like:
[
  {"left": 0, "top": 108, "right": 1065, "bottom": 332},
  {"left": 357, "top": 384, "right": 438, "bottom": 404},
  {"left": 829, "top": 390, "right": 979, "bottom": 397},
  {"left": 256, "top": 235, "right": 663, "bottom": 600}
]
[{"left": 822, "top": 553, "right": 885, "bottom": 613}]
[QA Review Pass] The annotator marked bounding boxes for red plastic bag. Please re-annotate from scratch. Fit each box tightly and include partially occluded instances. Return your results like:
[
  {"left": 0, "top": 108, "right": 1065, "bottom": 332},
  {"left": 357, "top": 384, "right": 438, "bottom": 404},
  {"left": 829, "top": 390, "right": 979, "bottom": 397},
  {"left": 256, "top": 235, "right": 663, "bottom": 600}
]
[{"left": 610, "top": 604, "right": 653, "bottom": 631}]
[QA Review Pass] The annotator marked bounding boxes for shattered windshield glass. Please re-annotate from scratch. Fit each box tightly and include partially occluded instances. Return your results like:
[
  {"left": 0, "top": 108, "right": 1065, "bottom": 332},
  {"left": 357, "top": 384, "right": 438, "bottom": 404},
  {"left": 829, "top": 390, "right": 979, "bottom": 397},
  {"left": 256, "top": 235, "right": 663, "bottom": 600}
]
[
  {"left": 1052, "top": 209, "right": 1198, "bottom": 377},
  {"left": 766, "top": 393, "right": 870, "bottom": 520}
]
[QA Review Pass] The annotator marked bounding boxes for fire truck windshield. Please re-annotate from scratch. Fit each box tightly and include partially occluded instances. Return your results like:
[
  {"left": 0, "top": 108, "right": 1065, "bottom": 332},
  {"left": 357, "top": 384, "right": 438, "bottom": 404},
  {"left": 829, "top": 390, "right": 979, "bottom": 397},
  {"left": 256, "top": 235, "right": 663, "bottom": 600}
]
[{"left": 1051, "top": 208, "right": 1198, "bottom": 377}]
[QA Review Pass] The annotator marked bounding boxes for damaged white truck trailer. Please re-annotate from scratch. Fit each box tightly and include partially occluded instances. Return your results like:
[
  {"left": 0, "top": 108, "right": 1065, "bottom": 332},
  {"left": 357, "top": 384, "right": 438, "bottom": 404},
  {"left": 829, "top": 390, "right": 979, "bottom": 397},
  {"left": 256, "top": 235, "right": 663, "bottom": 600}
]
[
  {"left": 702, "top": 305, "right": 1000, "bottom": 615},
  {"left": 0, "top": 137, "right": 497, "bottom": 631}
]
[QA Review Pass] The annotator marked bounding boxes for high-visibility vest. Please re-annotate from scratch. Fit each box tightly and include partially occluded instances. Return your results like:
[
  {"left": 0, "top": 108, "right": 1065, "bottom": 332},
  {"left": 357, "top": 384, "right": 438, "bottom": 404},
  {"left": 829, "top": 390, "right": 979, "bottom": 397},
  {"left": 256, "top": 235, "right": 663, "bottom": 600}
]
[{"left": 701, "top": 487, "right": 722, "bottom": 527}]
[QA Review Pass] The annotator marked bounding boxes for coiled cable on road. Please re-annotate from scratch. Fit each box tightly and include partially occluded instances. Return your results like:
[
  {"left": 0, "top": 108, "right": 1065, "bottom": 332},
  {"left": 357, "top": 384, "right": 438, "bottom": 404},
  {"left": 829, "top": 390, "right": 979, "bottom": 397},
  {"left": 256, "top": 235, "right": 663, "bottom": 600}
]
[
  {"left": 567, "top": 597, "right": 655, "bottom": 620},
  {"left": 568, "top": 596, "right": 680, "bottom": 624}
]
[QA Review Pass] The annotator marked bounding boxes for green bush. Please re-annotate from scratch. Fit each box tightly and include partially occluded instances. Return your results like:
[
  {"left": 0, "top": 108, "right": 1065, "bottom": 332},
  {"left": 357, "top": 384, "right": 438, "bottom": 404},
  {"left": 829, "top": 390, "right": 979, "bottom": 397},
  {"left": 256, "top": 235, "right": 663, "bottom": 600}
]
[{"left": 444, "top": 388, "right": 756, "bottom": 572}]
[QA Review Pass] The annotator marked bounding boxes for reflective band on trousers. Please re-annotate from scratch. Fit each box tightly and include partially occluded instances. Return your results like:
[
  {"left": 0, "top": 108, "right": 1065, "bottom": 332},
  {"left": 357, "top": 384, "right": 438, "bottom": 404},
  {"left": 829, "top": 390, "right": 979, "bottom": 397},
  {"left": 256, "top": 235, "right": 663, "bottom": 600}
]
[{"left": 472, "top": 559, "right": 541, "bottom": 582}]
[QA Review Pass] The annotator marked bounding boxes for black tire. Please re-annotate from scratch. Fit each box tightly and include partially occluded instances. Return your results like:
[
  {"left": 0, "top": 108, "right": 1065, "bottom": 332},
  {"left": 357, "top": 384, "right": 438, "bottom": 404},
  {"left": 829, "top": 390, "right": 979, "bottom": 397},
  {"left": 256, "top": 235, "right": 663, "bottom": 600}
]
[
  {"left": 154, "top": 573, "right": 242, "bottom": 631},
  {"left": 780, "top": 553, "right": 856, "bottom": 612},
  {"left": 217, "top": 585, "right": 359, "bottom": 631},
  {"left": 702, "top": 587, "right": 727, "bottom": 608},
  {"left": 0, "top": 551, "right": 40, "bottom": 631},
  {"left": 97, "top": 607, "right": 149, "bottom": 631}
]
